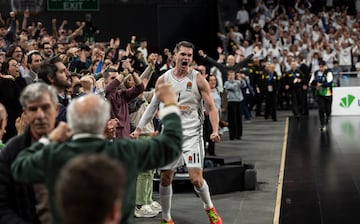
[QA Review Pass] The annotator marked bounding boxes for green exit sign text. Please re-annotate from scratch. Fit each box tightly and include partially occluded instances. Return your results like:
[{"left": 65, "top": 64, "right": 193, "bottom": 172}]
[{"left": 47, "top": 0, "right": 99, "bottom": 11}]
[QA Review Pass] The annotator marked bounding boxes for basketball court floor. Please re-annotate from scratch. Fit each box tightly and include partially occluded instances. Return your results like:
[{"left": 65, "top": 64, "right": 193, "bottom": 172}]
[{"left": 280, "top": 115, "right": 360, "bottom": 223}]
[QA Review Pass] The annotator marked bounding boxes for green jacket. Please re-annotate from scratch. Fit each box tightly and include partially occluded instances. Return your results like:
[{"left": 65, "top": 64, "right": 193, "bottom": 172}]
[
  {"left": 0, "top": 141, "right": 5, "bottom": 150},
  {"left": 11, "top": 109, "right": 182, "bottom": 224}
]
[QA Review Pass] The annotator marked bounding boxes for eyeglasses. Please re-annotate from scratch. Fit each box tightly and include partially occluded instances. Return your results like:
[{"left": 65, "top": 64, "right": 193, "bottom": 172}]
[{"left": 10, "top": 63, "right": 20, "bottom": 67}]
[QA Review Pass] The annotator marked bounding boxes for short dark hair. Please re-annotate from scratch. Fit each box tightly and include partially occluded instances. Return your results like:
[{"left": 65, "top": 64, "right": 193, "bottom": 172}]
[
  {"left": 0, "top": 24, "right": 8, "bottom": 29},
  {"left": 319, "top": 60, "right": 326, "bottom": 66},
  {"left": 56, "top": 154, "right": 125, "bottom": 224},
  {"left": 27, "top": 51, "right": 42, "bottom": 64},
  {"left": 53, "top": 43, "right": 64, "bottom": 52},
  {"left": 41, "top": 42, "right": 51, "bottom": 50},
  {"left": 175, "top": 41, "right": 194, "bottom": 52},
  {"left": 103, "top": 67, "right": 117, "bottom": 79},
  {"left": 79, "top": 43, "right": 91, "bottom": 51},
  {"left": 38, "top": 56, "right": 62, "bottom": 84}
]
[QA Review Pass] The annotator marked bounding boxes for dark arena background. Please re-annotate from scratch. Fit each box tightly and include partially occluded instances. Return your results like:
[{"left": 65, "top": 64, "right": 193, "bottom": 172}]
[{"left": 0, "top": 0, "right": 222, "bottom": 56}]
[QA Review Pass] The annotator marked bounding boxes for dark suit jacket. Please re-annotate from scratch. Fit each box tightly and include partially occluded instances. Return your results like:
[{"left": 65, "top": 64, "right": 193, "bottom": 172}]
[{"left": 0, "top": 127, "right": 40, "bottom": 224}]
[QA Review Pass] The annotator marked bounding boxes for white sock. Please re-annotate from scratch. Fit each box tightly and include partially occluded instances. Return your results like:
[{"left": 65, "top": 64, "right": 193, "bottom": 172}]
[
  {"left": 159, "top": 184, "right": 172, "bottom": 220},
  {"left": 194, "top": 179, "right": 214, "bottom": 209}
]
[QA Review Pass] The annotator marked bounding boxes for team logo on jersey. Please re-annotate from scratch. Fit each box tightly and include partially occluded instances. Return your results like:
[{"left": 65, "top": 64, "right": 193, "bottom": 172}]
[
  {"left": 188, "top": 155, "right": 193, "bottom": 163},
  {"left": 186, "top": 82, "right": 192, "bottom": 91}
]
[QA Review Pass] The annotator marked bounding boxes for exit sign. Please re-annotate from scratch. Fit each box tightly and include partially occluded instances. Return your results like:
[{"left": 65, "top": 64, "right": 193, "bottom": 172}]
[{"left": 47, "top": 0, "right": 99, "bottom": 11}]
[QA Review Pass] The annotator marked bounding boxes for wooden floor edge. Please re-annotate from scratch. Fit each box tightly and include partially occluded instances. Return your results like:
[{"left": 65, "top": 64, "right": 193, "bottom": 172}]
[{"left": 273, "top": 117, "right": 289, "bottom": 224}]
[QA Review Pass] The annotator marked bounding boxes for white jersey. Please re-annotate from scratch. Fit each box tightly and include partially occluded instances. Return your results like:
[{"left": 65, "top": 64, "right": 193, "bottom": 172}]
[
  {"left": 136, "top": 68, "right": 206, "bottom": 168},
  {"left": 162, "top": 69, "right": 205, "bottom": 168},
  {"left": 164, "top": 69, "right": 203, "bottom": 133}
]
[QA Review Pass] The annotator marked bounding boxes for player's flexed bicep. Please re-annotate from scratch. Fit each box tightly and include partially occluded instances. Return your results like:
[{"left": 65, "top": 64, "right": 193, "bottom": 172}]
[{"left": 196, "top": 73, "right": 220, "bottom": 142}]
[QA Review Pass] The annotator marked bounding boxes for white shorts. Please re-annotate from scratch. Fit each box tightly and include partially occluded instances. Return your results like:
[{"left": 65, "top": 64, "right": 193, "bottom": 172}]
[{"left": 159, "top": 129, "right": 205, "bottom": 170}]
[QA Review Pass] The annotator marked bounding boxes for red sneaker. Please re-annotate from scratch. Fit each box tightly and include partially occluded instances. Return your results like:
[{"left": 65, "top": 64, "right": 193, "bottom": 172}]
[
  {"left": 161, "top": 219, "right": 174, "bottom": 224},
  {"left": 206, "top": 207, "right": 222, "bottom": 224}
]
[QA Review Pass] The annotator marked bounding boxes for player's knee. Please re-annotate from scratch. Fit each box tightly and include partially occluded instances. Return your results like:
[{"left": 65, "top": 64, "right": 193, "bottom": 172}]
[
  {"left": 190, "top": 177, "right": 203, "bottom": 188},
  {"left": 160, "top": 172, "right": 173, "bottom": 186},
  {"left": 160, "top": 178, "right": 172, "bottom": 186}
]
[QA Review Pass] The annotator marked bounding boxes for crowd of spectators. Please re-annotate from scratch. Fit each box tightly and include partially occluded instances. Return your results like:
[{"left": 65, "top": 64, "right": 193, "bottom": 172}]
[
  {"left": 198, "top": 0, "right": 360, "bottom": 125},
  {"left": 0, "top": 0, "right": 359, "bottom": 170},
  {"left": 0, "top": 0, "right": 360, "bottom": 222}
]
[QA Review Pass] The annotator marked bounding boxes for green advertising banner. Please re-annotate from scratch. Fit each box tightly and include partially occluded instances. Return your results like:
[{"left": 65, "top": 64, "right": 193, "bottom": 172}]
[{"left": 47, "top": 0, "right": 99, "bottom": 11}]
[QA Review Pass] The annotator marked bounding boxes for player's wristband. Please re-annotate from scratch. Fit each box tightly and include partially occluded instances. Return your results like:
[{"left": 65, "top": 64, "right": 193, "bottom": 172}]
[{"left": 164, "top": 103, "right": 178, "bottom": 107}]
